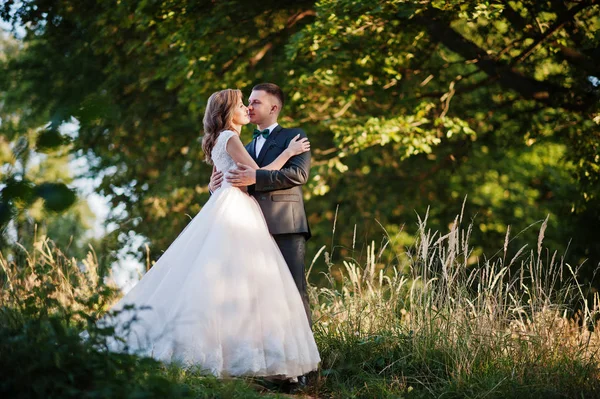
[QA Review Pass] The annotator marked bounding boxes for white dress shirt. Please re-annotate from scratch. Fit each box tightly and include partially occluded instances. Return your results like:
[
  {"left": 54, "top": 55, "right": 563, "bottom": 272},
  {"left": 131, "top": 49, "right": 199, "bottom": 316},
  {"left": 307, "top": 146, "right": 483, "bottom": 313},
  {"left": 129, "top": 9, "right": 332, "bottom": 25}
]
[{"left": 254, "top": 123, "right": 279, "bottom": 156}]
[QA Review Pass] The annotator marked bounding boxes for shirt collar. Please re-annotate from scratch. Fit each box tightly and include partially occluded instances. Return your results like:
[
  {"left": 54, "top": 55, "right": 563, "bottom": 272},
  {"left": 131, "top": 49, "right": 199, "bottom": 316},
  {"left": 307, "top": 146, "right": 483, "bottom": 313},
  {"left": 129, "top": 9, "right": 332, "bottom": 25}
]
[{"left": 263, "top": 123, "right": 279, "bottom": 135}]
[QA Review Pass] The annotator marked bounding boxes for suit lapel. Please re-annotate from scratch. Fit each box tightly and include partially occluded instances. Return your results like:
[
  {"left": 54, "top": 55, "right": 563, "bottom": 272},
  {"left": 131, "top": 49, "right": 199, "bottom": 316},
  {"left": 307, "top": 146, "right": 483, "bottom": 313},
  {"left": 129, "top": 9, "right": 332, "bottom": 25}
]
[{"left": 256, "top": 125, "right": 283, "bottom": 166}]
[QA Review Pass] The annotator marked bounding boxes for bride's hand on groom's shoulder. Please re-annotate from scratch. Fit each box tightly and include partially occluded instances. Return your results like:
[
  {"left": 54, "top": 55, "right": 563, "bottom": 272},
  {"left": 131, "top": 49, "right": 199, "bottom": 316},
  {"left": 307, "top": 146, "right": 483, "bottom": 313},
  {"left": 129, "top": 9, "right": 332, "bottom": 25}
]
[{"left": 286, "top": 134, "right": 311, "bottom": 156}]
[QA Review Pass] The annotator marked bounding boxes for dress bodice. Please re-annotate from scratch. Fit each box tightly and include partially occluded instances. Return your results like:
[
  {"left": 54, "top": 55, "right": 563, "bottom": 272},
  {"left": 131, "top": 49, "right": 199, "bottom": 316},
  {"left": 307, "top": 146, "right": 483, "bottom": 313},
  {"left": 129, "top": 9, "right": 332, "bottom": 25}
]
[{"left": 211, "top": 130, "right": 238, "bottom": 189}]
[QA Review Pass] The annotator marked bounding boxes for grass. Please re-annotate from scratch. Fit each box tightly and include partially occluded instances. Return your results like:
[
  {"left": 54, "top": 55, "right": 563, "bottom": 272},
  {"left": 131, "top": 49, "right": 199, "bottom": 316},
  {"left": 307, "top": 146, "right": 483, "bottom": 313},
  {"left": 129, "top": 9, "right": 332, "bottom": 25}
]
[
  {"left": 1, "top": 210, "right": 599, "bottom": 398},
  {"left": 310, "top": 210, "right": 600, "bottom": 398}
]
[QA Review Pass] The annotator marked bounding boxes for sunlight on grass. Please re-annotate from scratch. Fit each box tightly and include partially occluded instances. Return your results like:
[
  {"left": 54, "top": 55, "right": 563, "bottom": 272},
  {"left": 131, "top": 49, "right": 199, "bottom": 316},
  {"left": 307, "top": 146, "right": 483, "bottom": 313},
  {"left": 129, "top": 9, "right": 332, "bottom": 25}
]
[{"left": 309, "top": 208, "right": 600, "bottom": 397}]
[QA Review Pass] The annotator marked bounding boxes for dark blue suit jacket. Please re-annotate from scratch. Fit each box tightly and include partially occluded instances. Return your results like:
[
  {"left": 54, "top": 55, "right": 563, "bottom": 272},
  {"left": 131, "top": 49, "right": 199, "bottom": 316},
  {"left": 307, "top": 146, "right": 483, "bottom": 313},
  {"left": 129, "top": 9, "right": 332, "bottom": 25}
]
[{"left": 245, "top": 125, "right": 311, "bottom": 238}]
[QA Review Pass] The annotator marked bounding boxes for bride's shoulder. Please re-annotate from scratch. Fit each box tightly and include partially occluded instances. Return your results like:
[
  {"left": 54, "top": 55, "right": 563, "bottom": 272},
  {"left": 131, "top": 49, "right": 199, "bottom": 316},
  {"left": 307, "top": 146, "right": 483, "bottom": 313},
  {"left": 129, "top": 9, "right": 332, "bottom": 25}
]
[
  {"left": 216, "top": 130, "right": 239, "bottom": 147},
  {"left": 218, "top": 130, "right": 238, "bottom": 140},
  {"left": 218, "top": 129, "right": 238, "bottom": 136}
]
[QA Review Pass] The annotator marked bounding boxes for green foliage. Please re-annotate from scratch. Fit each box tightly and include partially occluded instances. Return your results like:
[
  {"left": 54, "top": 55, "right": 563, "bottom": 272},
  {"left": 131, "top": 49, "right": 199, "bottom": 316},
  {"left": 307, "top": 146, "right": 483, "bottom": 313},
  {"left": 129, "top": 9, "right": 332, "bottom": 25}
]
[
  {"left": 1, "top": 1, "right": 599, "bottom": 286},
  {"left": 1, "top": 307, "right": 184, "bottom": 398},
  {"left": 3, "top": 0, "right": 318, "bottom": 259},
  {"left": 0, "top": 34, "right": 83, "bottom": 253}
]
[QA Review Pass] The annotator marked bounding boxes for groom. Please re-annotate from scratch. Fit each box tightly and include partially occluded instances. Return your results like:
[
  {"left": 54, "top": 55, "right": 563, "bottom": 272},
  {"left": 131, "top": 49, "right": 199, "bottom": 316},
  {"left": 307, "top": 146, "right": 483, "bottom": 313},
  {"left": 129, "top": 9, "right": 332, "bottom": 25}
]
[{"left": 208, "top": 82, "right": 312, "bottom": 323}]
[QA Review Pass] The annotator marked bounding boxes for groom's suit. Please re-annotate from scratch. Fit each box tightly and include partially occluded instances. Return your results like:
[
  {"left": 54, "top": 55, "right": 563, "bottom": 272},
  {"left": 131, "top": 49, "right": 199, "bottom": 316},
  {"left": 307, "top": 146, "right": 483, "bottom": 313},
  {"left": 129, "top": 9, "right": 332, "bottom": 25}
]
[{"left": 245, "top": 124, "right": 312, "bottom": 322}]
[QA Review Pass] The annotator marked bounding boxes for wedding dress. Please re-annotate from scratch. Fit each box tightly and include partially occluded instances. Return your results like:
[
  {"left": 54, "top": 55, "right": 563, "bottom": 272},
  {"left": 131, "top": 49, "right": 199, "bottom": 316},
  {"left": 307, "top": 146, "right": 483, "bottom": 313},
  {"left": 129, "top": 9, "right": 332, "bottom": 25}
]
[{"left": 103, "top": 130, "right": 320, "bottom": 377}]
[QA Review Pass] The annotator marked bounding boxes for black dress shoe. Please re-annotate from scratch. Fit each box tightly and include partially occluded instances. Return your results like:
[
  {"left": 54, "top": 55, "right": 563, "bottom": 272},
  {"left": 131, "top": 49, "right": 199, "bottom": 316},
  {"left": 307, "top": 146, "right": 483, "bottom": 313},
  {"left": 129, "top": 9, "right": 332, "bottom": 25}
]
[{"left": 297, "top": 375, "right": 308, "bottom": 387}]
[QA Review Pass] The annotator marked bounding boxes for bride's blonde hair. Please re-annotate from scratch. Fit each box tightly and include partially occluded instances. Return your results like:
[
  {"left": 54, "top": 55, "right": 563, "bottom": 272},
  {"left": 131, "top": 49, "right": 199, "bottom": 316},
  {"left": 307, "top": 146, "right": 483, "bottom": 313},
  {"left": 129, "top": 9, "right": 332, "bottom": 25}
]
[{"left": 202, "top": 89, "right": 241, "bottom": 165}]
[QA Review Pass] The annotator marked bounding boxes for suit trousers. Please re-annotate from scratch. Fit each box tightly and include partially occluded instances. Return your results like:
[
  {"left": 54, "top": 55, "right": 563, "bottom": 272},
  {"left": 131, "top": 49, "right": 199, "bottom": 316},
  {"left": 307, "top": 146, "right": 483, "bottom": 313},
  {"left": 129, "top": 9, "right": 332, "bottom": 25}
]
[{"left": 273, "top": 233, "right": 311, "bottom": 324}]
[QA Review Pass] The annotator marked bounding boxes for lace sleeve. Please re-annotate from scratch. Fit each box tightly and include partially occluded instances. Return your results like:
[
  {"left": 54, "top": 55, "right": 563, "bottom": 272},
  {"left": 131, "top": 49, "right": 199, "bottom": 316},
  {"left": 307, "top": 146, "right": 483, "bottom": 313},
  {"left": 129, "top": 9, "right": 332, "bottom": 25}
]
[
  {"left": 211, "top": 130, "right": 238, "bottom": 168},
  {"left": 221, "top": 130, "right": 237, "bottom": 142}
]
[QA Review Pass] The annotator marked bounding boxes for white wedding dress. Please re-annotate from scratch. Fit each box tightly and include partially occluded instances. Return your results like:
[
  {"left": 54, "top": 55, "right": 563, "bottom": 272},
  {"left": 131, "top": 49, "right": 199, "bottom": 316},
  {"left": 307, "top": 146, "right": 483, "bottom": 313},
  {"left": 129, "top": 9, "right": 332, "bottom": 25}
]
[{"left": 104, "top": 130, "right": 320, "bottom": 377}]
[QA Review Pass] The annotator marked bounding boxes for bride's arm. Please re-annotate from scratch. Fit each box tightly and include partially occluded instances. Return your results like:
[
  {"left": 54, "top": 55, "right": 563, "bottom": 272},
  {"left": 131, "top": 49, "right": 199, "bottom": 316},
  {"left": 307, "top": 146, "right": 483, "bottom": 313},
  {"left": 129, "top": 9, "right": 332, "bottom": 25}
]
[
  {"left": 226, "top": 135, "right": 309, "bottom": 171},
  {"left": 225, "top": 136, "right": 260, "bottom": 169}
]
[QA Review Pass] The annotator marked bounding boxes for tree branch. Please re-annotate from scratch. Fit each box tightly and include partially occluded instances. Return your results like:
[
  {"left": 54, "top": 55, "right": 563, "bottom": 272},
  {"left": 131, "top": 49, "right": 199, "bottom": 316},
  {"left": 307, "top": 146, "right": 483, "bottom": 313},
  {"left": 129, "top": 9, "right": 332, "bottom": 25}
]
[
  {"left": 418, "top": 75, "right": 494, "bottom": 100},
  {"left": 501, "top": 2, "right": 531, "bottom": 32},
  {"left": 219, "top": 8, "right": 315, "bottom": 76},
  {"left": 509, "top": 1, "right": 592, "bottom": 66},
  {"left": 553, "top": 42, "right": 599, "bottom": 76},
  {"left": 414, "top": 6, "right": 596, "bottom": 113}
]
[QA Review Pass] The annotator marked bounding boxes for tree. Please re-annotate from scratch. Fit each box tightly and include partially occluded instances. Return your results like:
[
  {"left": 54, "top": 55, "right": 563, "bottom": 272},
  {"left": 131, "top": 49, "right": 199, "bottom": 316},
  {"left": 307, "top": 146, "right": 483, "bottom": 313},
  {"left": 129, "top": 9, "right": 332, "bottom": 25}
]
[
  {"left": 285, "top": 0, "right": 600, "bottom": 278},
  {"left": 1, "top": 1, "right": 599, "bottom": 284},
  {"left": 1, "top": 0, "right": 318, "bottom": 259},
  {"left": 0, "top": 32, "right": 93, "bottom": 260}
]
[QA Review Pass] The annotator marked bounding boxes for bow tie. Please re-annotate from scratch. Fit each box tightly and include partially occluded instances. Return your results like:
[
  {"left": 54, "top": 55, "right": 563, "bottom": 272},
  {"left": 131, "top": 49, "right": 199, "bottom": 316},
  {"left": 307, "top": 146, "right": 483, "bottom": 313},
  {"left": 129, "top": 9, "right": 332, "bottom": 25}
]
[{"left": 252, "top": 128, "right": 270, "bottom": 139}]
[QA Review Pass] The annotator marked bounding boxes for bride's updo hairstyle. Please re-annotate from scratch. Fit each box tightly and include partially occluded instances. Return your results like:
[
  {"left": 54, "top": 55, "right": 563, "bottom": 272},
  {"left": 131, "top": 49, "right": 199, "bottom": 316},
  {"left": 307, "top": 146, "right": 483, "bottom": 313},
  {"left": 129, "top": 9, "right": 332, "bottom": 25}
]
[{"left": 202, "top": 88, "right": 242, "bottom": 165}]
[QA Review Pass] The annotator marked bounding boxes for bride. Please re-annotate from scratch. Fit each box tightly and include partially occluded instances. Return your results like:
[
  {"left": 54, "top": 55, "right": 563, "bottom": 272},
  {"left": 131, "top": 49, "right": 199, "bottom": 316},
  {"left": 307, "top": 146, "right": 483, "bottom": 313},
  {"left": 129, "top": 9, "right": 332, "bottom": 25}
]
[{"left": 103, "top": 89, "right": 320, "bottom": 378}]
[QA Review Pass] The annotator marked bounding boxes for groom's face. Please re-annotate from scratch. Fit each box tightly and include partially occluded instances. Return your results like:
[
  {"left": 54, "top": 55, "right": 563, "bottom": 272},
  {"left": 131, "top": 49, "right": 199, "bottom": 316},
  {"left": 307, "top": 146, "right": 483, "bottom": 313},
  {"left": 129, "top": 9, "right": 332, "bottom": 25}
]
[{"left": 248, "top": 90, "right": 277, "bottom": 125}]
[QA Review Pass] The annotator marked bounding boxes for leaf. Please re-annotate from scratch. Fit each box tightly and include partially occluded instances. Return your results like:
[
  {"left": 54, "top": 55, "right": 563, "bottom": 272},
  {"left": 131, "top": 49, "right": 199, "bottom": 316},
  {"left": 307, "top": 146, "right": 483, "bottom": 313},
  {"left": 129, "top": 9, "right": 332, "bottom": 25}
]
[
  {"left": 33, "top": 183, "right": 77, "bottom": 212},
  {"left": 0, "top": 201, "right": 14, "bottom": 228},
  {"left": 36, "top": 129, "right": 69, "bottom": 151},
  {"left": 77, "top": 94, "right": 120, "bottom": 127},
  {"left": 1, "top": 178, "right": 35, "bottom": 203}
]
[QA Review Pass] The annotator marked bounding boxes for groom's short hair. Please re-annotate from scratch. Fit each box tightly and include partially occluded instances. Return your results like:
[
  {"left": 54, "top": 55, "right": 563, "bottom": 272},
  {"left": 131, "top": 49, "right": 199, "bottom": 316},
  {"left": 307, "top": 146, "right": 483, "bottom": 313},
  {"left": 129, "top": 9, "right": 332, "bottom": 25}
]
[{"left": 252, "top": 83, "right": 284, "bottom": 109}]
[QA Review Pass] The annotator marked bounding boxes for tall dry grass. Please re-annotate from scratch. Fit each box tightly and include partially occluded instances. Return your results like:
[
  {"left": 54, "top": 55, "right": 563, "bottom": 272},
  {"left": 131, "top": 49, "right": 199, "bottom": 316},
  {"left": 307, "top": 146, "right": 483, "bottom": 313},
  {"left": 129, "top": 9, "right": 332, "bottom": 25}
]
[
  {"left": 309, "top": 207, "right": 600, "bottom": 397},
  {"left": 0, "top": 235, "right": 118, "bottom": 314}
]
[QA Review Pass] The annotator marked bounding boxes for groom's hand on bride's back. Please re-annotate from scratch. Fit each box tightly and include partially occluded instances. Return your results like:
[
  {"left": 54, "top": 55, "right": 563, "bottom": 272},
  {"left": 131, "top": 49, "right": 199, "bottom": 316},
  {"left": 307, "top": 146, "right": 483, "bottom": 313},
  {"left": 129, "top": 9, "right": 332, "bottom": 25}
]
[
  {"left": 226, "top": 163, "right": 256, "bottom": 187},
  {"left": 209, "top": 167, "right": 224, "bottom": 193}
]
